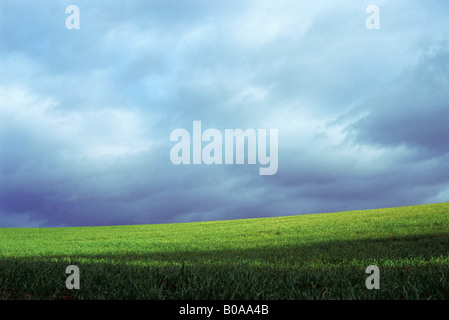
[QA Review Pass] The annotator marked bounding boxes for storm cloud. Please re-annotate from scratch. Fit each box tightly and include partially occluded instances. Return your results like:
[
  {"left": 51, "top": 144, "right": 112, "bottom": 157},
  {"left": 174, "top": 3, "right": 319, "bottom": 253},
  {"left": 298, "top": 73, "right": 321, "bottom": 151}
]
[{"left": 0, "top": 0, "right": 448, "bottom": 227}]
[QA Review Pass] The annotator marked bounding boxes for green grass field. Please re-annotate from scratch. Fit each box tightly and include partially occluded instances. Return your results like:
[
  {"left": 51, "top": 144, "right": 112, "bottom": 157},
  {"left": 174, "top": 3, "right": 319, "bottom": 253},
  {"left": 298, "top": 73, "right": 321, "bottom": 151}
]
[{"left": 0, "top": 202, "right": 448, "bottom": 300}]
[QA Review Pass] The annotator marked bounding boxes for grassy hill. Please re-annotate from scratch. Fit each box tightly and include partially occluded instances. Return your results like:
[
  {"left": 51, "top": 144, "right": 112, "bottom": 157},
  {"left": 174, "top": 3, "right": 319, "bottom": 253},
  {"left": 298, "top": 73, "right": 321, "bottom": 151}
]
[{"left": 0, "top": 202, "right": 448, "bottom": 300}]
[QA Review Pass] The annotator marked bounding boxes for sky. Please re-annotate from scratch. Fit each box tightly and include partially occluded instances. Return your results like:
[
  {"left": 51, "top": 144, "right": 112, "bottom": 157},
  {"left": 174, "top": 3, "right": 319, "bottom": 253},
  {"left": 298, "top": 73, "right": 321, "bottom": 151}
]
[{"left": 0, "top": 0, "right": 448, "bottom": 227}]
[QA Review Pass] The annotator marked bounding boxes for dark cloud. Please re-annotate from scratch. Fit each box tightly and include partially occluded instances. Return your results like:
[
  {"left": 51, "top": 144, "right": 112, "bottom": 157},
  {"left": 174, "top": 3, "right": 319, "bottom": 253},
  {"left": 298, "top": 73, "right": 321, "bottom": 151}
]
[
  {"left": 0, "top": 1, "right": 448, "bottom": 227},
  {"left": 346, "top": 47, "right": 449, "bottom": 157}
]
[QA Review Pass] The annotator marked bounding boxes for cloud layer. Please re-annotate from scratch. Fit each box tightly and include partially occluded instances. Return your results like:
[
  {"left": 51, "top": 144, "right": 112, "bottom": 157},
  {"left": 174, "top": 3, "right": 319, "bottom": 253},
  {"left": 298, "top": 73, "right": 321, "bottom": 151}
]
[{"left": 1, "top": 1, "right": 448, "bottom": 227}]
